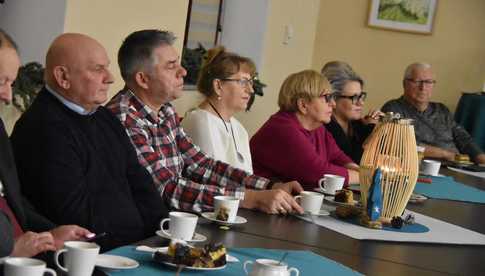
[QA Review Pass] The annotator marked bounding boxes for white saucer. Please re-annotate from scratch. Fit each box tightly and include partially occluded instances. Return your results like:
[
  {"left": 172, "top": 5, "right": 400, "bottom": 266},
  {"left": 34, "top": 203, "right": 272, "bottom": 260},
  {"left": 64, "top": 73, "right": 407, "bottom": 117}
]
[
  {"left": 155, "top": 247, "right": 227, "bottom": 270},
  {"left": 96, "top": 254, "right": 139, "bottom": 270},
  {"left": 313, "top": 187, "right": 337, "bottom": 196},
  {"left": 325, "top": 197, "right": 360, "bottom": 207},
  {"left": 305, "top": 210, "right": 330, "bottom": 216},
  {"left": 409, "top": 193, "right": 428, "bottom": 203},
  {"left": 419, "top": 171, "right": 445, "bottom": 177},
  {"left": 201, "top": 212, "right": 247, "bottom": 225},
  {"left": 155, "top": 230, "right": 207, "bottom": 243}
]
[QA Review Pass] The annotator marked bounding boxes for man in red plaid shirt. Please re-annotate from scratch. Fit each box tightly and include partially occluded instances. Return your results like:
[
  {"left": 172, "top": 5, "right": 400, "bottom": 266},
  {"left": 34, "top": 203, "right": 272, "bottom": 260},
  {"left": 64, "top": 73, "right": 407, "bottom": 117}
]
[{"left": 107, "top": 29, "right": 304, "bottom": 215}]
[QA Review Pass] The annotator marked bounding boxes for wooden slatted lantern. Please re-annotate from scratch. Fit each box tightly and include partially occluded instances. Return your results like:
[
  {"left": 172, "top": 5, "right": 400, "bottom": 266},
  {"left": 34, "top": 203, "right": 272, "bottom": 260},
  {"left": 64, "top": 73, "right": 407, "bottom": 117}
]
[{"left": 359, "top": 113, "right": 419, "bottom": 223}]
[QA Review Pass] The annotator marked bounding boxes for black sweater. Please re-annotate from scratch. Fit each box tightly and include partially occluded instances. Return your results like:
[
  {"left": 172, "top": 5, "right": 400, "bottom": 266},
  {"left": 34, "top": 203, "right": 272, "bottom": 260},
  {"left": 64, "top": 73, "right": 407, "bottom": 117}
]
[
  {"left": 1, "top": 117, "right": 56, "bottom": 257},
  {"left": 325, "top": 118, "right": 374, "bottom": 164},
  {"left": 10, "top": 89, "right": 168, "bottom": 250}
]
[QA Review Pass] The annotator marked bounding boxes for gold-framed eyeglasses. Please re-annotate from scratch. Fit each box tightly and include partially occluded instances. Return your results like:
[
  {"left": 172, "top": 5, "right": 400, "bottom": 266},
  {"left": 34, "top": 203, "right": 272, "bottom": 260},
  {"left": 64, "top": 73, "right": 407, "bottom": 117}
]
[{"left": 220, "top": 78, "right": 254, "bottom": 88}]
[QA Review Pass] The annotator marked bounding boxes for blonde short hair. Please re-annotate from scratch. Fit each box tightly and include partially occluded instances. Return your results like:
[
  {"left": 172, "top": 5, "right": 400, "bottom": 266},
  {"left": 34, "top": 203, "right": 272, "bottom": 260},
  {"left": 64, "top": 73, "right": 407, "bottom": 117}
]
[{"left": 278, "top": 70, "right": 331, "bottom": 112}]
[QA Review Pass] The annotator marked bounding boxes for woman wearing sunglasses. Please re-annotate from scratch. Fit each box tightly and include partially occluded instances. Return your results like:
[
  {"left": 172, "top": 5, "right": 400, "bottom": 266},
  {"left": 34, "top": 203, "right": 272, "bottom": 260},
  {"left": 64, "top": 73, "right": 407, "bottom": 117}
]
[
  {"left": 181, "top": 47, "right": 255, "bottom": 173},
  {"left": 250, "top": 70, "right": 359, "bottom": 191},
  {"left": 321, "top": 61, "right": 383, "bottom": 163}
]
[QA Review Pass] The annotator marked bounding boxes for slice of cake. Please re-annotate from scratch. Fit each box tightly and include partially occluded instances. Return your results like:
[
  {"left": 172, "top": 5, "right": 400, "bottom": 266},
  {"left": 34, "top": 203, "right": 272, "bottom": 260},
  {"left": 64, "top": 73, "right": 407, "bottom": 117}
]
[
  {"left": 153, "top": 241, "right": 226, "bottom": 268},
  {"left": 334, "top": 189, "right": 353, "bottom": 204}
]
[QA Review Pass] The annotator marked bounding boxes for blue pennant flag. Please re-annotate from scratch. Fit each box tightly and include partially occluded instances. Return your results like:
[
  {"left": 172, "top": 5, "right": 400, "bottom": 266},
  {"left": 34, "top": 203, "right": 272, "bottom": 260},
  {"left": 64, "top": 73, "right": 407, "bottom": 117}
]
[{"left": 367, "top": 168, "right": 383, "bottom": 221}]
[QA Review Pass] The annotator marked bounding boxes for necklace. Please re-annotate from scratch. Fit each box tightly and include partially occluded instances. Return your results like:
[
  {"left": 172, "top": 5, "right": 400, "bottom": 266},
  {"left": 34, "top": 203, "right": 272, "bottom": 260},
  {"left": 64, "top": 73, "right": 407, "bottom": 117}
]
[{"left": 208, "top": 102, "right": 245, "bottom": 163}]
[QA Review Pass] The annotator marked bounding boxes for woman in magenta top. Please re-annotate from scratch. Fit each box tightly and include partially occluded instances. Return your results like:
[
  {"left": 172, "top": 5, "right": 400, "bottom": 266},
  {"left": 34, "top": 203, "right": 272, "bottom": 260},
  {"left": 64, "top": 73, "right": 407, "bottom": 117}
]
[{"left": 250, "top": 70, "right": 359, "bottom": 190}]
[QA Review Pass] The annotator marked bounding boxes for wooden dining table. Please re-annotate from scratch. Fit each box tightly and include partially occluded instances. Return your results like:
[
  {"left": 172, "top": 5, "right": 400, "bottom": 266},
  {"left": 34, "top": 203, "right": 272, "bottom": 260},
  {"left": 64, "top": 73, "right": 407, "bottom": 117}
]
[{"left": 95, "top": 167, "right": 485, "bottom": 275}]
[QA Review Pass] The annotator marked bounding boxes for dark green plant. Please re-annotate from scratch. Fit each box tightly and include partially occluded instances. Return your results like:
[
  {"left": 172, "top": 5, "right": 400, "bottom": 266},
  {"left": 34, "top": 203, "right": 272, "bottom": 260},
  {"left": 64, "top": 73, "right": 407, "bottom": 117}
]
[
  {"left": 247, "top": 73, "right": 266, "bottom": 111},
  {"left": 12, "top": 62, "right": 44, "bottom": 112},
  {"left": 182, "top": 44, "right": 207, "bottom": 85}
]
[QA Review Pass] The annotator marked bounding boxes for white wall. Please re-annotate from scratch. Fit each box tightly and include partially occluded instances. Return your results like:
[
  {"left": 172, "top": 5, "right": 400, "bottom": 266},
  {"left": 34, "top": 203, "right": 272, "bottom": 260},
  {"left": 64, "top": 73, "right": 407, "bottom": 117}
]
[
  {"left": 0, "top": 0, "right": 66, "bottom": 64},
  {"left": 0, "top": 0, "right": 66, "bottom": 133},
  {"left": 219, "top": 0, "right": 269, "bottom": 71}
]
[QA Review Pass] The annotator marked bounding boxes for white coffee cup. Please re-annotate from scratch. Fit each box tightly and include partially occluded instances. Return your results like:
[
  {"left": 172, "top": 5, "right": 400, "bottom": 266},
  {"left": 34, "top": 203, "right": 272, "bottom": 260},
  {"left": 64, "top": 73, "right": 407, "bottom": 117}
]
[
  {"left": 160, "top": 211, "right": 198, "bottom": 240},
  {"left": 244, "top": 258, "right": 299, "bottom": 276},
  {"left": 318, "top": 174, "right": 345, "bottom": 195},
  {"left": 421, "top": 159, "right": 441, "bottom": 176},
  {"left": 294, "top": 191, "right": 324, "bottom": 214},
  {"left": 214, "top": 195, "right": 240, "bottom": 222},
  {"left": 4, "top": 257, "right": 57, "bottom": 276},
  {"left": 54, "top": 241, "right": 100, "bottom": 276}
]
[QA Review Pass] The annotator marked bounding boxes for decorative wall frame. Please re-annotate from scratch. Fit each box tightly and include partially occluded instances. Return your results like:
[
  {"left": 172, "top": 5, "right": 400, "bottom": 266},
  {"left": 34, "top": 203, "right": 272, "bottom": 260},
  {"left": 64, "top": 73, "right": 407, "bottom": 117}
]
[{"left": 368, "top": 0, "right": 438, "bottom": 35}]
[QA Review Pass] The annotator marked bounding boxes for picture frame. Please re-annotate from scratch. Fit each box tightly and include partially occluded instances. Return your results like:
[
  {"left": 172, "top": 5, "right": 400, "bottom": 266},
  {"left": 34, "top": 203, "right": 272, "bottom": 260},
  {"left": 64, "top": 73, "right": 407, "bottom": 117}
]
[{"left": 367, "top": 0, "right": 438, "bottom": 35}]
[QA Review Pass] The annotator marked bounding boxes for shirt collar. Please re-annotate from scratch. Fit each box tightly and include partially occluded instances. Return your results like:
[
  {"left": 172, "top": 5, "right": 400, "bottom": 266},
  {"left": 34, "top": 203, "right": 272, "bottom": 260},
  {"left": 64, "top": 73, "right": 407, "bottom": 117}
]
[
  {"left": 398, "top": 96, "right": 429, "bottom": 113},
  {"left": 123, "top": 88, "right": 173, "bottom": 123},
  {"left": 45, "top": 85, "right": 97, "bottom": 115}
]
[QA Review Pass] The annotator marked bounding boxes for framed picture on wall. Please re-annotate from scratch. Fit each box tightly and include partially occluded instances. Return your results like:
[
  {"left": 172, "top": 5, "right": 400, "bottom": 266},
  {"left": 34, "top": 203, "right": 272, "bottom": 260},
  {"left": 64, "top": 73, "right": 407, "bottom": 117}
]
[{"left": 367, "top": 0, "right": 438, "bottom": 34}]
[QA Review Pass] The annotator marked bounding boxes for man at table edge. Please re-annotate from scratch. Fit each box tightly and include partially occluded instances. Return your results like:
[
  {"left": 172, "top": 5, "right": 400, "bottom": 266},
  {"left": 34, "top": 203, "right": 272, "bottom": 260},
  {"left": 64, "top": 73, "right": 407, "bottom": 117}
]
[
  {"left": 382, "top": 62, "right": 485, "bottom": 164},
  {"left": 10, "top": 32, "right": 169, "bottom": 250}
]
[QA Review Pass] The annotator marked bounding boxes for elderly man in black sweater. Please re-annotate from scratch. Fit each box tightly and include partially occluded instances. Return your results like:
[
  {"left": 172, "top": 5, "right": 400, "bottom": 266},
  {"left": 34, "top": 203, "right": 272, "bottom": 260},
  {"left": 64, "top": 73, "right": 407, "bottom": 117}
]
[
  {"left": 1, "top": 29, "right": 93, "bottom": 260},
  {"left": 10, "top": 33, "right": 168, "bottom": 251}
]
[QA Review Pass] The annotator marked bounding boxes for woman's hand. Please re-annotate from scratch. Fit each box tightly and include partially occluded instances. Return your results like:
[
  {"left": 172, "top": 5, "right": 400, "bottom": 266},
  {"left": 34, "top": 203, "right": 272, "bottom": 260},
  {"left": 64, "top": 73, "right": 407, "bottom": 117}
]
[
  {"left": 50, "top": 225, "right": 93, "bottom": 250},
  {"left": 362, "top": 109, "right": 384, "bottom": 125},
  {"left": 11, "top": 231, "right": 56, "bottom": 257}
]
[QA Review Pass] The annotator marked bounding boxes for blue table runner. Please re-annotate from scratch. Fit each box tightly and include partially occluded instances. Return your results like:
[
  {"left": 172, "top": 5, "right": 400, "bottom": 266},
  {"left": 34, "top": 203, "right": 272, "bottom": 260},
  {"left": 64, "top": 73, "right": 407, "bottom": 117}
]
[
  {"left": 102, "top": 246, "right": 362, "bottom": 275},
  {"left": 415, "top": 175, "right": 485, "bottom": 204}
]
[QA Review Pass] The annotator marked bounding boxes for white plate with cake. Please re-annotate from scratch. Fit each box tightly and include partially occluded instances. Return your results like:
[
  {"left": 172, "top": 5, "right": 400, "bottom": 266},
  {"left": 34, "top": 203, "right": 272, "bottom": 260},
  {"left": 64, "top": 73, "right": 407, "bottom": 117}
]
[
  {"left": 324, "top": 189, "right": 361, "bottom": 207},
  {"left": 201, "top": 212, "right": 247, "bottom": 225},
  {"left": 325, "top": 197, "right": 360, "bottom": 207},
  {"left": 152, "top": 243, "right": 227, "bottom": 271},
  {"left": 155, "top": 230, "right": 207, "bottom": 243}
]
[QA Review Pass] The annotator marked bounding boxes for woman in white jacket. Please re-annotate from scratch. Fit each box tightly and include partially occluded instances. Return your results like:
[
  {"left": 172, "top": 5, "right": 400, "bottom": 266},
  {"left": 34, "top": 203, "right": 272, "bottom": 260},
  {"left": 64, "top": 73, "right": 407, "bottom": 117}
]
[{"left": 181, "top": 46, "right": 255, "bottom": 173}]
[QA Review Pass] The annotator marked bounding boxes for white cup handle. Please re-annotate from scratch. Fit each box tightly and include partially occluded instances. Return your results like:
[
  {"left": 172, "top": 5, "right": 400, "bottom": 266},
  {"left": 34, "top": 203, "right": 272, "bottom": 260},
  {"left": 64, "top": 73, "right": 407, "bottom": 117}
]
[
  {"left": 288, "top": 267, "right": 299, "bottom": 276},
  {"left": 44, "top": 268, "right": 57, "bottom": 276},
  {"left": 160, "top": 218, "right": 171, "bottom": 237},
  {"left": 243, "top": 260, "right": 253, "bottom": 275},
  {"left": 318, "top": 178, "right": 326, "bottom": 191},
  {"left": 294, "top": 195, "right": 302, "bottom": 203},
  {"left": 54, "top": 249, "right": 68, "bottom": 272}
]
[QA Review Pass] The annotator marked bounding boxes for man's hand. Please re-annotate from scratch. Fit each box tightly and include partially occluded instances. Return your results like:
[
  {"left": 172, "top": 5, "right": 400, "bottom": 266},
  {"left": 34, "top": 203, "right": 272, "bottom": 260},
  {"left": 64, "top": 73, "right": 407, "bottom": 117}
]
[
  {"left": 423, "top": 145, "right": 456, "bottom": 161},
  {"left": 475, "top": 154, "right": 485, "bottom": 165},
  {"left": 272, "top": 181, "right": 304, "bottom": 195},
  {"left": 50, "top": 225, "right": 92, "bottom": 250},
  {"left": 12, "top": 231, "right": 56, "bottom": 257},
  {"left": 348, "top": 169, "right": 360, "bottom": 185},
  {"left": 241, "top": 189, "right": 304, "bottom": 215}
]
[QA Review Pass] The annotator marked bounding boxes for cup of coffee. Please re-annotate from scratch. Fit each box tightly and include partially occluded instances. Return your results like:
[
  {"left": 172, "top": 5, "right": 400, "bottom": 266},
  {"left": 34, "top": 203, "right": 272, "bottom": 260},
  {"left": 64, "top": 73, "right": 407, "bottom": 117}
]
[
  {"left": 160, "top": 211, "right": 198, "bottom": 240},
  {"left": 244, "top": 258, "right": 299, "bottom": 276},
  {"left": 417, "top": 145, "right": 425, "bottom": 163},
  {"left": 421, "top": 160, "right": 441, "bottom": 176},
  {"left": 214, "top": 196, "right": 240, "bottom": 222},
  {"left": 54, "top": 241, "right": 99, "bottom": 276},
  {"left": 4, "top": 257, "right": 57, "bottom": 276},
  {"left": 294, "top": 191, "right": 324, "bottom": 214},
  {"left": 318, "top": 174, "right": 345, "bottom": 195}
]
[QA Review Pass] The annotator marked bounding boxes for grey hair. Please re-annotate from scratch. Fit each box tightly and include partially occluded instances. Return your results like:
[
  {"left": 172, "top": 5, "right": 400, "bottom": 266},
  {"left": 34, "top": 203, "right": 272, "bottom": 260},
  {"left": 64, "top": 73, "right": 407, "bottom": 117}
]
[
  {"left": 321, "top": 61, "right": 363, "bottom": 95},
  {"left": 0, "top": 28, "right": 18, "bottom": 51},
  {"left": 403, "top": 62, "right": 432, "bottom": 80},
  {"left": 118, "top": 29, "right": 176, "bottom": 83}
]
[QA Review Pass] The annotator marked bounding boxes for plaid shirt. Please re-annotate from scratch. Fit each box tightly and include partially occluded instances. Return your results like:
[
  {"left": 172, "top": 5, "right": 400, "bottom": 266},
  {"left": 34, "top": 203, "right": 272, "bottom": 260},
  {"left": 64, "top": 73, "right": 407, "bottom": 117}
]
[{"left": 107, "top": 89, "right": 269, "bottom": 212}]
